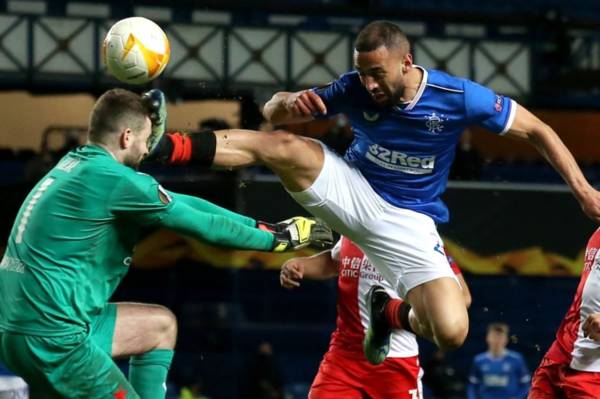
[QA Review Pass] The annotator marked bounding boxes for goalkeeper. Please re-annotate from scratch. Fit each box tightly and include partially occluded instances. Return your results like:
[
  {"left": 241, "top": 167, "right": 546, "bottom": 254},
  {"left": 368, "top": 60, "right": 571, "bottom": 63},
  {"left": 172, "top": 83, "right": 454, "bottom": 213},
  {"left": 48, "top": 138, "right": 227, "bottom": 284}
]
[{"left": 0, "top": 88, "right": 332, "bottom": 399}]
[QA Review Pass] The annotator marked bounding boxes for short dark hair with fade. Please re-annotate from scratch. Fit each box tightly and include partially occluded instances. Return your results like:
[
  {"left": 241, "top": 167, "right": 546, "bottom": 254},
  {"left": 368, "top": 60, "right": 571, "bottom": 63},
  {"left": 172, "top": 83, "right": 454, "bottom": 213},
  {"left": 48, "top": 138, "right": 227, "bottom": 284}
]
[
  {"left": 487, "top": 322, "right": 509, "bottom": 335},
  {"left": 354, "top": 20, "right": 411, "bottom": 54},
  {"left": 88, "top": 88, "right": 152, "bottom": 142}
]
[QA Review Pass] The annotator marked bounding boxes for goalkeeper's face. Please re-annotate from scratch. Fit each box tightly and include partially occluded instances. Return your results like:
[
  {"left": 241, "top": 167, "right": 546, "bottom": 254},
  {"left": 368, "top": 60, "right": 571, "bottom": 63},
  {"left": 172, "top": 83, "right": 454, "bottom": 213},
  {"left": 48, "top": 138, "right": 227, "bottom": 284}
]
[{"left": 123, "top": 117, "right": 152, "bottom": 169}]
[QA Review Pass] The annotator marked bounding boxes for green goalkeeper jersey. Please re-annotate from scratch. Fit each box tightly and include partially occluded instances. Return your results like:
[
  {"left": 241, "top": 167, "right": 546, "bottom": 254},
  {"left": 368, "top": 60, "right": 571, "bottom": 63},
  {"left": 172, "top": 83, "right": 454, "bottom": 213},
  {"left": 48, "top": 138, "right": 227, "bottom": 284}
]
[{"left": 0, "top": 145, "right": 273, "bottom": 336}]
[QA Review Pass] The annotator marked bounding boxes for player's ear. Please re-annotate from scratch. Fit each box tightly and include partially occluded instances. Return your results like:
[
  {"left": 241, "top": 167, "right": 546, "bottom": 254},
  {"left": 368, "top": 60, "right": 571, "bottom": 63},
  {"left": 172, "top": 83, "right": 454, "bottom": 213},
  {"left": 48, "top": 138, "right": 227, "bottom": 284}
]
[
  {"left": 119, "top": 128, "right": 133, "bottom": 149},
  {"left": 402, "top": 53, "right": 413, "bottom": 72}
]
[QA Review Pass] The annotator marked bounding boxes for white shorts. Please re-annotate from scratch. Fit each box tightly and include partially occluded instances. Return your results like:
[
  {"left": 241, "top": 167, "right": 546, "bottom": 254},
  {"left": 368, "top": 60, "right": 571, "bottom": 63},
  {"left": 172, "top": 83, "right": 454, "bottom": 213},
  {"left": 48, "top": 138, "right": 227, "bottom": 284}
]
[{"left": 288, "top": 143, "right": 456, "bottom": 298}]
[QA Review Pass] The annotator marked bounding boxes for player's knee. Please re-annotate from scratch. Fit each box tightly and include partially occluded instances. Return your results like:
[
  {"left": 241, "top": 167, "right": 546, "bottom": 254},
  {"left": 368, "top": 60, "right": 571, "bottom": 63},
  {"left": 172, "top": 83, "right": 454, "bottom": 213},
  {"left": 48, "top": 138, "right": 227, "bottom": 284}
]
[
  {"left": 259, "top": 130, "right": 304, "bottom": 165},
  {"left": 436, "top": 320, "right": 468, "bottom": 350},
  {"left": 153, "top": 305, "right": 178, "bottom": 349},
  {"left": 437, "top": 332, "right": 467, "bottom": 351}
]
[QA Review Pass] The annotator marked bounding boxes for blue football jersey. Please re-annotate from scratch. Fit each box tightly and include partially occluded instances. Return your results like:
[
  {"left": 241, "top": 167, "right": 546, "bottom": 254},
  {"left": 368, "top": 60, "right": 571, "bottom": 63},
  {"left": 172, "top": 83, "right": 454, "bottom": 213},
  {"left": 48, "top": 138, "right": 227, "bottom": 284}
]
[
  {"left": 467, "top": 350, "right": 531, "bottom": 399},
  {"left": 313, "top": 67, "right": 515, "bottom": 223}
]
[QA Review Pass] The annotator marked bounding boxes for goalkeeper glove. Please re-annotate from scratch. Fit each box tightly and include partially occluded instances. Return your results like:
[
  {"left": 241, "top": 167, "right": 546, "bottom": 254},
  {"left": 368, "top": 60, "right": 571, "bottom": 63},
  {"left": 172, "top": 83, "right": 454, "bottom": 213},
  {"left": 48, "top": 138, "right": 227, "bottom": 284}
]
[
  {"left": 259, "top": 217, "right": 334, "bottom": 252},
  {"left": 141, "top": 89, "right": 167, "bottom": 153}
]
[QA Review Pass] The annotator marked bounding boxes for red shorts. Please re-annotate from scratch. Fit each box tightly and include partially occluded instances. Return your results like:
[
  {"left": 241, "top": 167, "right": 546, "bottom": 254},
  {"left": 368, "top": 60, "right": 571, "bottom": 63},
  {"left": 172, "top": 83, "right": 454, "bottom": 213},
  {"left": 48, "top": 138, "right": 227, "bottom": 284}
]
[
  {"left": 309, "top": 349, "right": 421, "bottom": 399},
  {"left": 529, "top": 356, "right": 600, "bottom": 399}
]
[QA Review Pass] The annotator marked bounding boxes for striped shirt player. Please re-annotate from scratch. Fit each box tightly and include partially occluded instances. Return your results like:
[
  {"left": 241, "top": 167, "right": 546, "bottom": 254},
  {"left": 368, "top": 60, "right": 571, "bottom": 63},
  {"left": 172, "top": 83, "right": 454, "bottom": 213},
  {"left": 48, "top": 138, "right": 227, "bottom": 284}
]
[
  {"left": 528, "top": 228, "right": 600, "bottom": 399},
  {"left": 280, "top": 236, "right": 468, "bottom": 399}
]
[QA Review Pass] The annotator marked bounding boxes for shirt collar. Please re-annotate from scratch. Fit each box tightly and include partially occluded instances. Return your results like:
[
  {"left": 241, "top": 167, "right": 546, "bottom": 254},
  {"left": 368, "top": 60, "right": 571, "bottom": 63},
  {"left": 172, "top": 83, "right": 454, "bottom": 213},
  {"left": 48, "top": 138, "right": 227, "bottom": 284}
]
[{"left": 398, "top": 65, "right": 428, "bottom": 112}]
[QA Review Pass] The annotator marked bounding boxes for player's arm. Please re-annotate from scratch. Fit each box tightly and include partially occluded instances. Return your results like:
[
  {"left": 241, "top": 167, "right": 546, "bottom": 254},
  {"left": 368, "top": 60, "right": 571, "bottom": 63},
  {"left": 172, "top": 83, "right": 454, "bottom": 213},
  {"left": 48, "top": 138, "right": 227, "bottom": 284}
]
[
  {"left": 514, "top": 354, "right": 531, "bottom": 399},
  {"left": 505, "top": 105, "right": 600, "bottom": 222},
  {"left": 466, "top": 383, "right": 479, "bottom": 399},
  {"left": 263, "top": 90, "right": 327, "bottom": 125},
  {"left": 466, "top": 359, "right": 482, "bottom": 399},
  {"left": 167, "top": 191, "right": 256, "bottom": 227},
  {"left": 167, "top": 191, "right": 332, "bottom": 250},
  {"left": 159, "top": 201, "right": 275, "bottom": 251},
  {"left": 158, "top": 201, "right": 331, "bottom": 252},
  {"left": 280, "top": 250, "right": 338, "bottom": 289},
  {"left": 109, "top": 175, "right": 332, "bottom": 252}
]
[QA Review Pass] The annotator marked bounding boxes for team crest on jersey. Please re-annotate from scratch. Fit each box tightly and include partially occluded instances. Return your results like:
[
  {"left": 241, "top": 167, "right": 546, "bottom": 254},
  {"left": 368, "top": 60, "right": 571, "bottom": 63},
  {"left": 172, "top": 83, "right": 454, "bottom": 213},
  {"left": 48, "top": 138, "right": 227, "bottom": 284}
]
[
  {"left": 425, "top": 112, "right": 446, "bottom": 134},
  {"left": 363, "top": 111, "right": 380, "bottom": 122},
  {"left": 495, "top": 95, "right": 503, "bottom": 112}
]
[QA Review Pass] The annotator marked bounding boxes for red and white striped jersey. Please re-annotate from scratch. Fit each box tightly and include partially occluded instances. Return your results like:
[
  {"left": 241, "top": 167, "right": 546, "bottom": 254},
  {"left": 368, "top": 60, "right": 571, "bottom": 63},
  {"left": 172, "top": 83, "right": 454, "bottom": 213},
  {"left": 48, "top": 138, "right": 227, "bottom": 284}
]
[
  {"left": 544, "top": 228, "right": 600, "bottom": 371},
  {"left": 328, "top": 237, "right": 418, "bottom": 359}
]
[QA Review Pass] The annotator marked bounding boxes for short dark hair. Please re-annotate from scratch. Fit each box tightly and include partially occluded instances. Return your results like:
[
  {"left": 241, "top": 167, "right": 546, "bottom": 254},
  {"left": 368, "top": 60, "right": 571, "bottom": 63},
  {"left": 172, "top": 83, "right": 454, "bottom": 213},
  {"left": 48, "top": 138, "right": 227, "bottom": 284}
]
[
  {"left": 487, "top": 322, "right": 509, "bottom": 335},
  {"left": 88, "top": 88, "right": 151, "bottom": 142},
  {"left": 354, "top": 20, "right": 411, "bottom": 54}
]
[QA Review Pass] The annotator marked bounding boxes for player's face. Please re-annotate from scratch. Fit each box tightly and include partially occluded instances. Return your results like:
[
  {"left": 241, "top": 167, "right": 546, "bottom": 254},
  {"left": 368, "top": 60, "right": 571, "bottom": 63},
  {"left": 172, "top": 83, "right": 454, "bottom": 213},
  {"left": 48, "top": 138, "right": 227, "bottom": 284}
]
[
  {"left": 354, "top": 46, "right": 411, "bottom": 106},
  {"left": 123, "top": 117, "right": 152, "bottom": 169},
  {"left": 486, "top": 330, "right": 508, "bottom": 352}
]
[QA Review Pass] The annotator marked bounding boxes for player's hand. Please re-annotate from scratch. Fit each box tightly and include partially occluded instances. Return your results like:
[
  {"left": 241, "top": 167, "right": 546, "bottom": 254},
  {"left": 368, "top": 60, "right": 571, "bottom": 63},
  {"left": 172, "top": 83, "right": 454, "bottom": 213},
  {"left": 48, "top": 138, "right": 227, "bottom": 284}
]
[
  {"left": 583, "top": 313, "right": 600, "bottom": 341},
  {"left": 263, "top": 217, "right": 333, "bottom": 252},
  {"left": 141, "top": 89, "right": 167, "bottom": 153},
  {"left": 579, "top": 188, "right": 600, "bottom": 223},
  {"left": 280, "top": 259, "right": 305, "bottom": 289},
  {"left": 284, "top": 90, "right": 327, "bottom": 118}
]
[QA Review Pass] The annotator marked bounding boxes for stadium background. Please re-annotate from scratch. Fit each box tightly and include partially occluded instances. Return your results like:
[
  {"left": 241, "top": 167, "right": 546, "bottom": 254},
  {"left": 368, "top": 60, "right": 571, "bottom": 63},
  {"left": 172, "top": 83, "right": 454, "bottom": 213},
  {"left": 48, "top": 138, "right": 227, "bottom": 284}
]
[{"left": 1, "top": 0, "right": 600, "bottom": 397}]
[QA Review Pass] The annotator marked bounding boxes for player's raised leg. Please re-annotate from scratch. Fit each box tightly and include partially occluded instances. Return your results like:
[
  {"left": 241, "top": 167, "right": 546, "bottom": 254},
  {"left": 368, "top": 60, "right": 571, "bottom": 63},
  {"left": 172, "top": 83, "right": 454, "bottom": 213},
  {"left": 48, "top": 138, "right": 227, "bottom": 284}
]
[
  {"left": 149, "top": 127, "right": 324, "bottom": 192},
  {"left": 111, "top": 303, "right": 177, "bottom": 399},
  {"left": 214, "top": 129, "right": 324, "bottom": 192}
]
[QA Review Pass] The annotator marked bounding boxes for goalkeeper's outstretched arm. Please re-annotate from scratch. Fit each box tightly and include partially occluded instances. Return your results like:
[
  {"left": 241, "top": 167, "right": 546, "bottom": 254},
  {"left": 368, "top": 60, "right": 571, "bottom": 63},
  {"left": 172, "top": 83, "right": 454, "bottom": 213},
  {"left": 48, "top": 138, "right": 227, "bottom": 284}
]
[
  {"left": 159, "top": 200, "right": 274, "bottom": 250},
  {"left": 157, "top": 199, "right": 333, "bottom": 252},
  {"left": 168, "top": 191, "right": 256, "bottom": 227}
]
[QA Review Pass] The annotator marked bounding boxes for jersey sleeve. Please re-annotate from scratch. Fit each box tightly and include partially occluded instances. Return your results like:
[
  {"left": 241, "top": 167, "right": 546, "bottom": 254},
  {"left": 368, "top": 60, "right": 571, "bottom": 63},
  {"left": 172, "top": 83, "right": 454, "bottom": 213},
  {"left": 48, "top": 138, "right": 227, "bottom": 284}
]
[
  {"left": 168, "top": 191, "right": 256, "bottom": 227},
  {"left": 159, "top": 200, "right": 275, "bottom": 251},
  {"left": 515, "top": 354, "right": 531, "bottom": 399},
  {"left": 312, "top": 74, "right": 351, "bottom": 117},
  {"left": 468, "top": 358, "right": 481, "bottom": 384},
  {"left": 464, "top": 79, "right": 517, "bottom": 135},
  {"left": 109, "top": 171, "right": 174, "bottom": 226}
]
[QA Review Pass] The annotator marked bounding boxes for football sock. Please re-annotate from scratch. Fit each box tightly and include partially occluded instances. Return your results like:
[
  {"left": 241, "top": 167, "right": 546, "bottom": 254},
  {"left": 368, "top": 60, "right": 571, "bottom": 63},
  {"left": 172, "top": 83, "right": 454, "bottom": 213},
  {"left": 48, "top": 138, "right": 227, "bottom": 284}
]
[
  {"left": 129, "top": 349, "right": 174, "bottom": 399},
  {"left": 384, "top": 299, "right": 414, "bottom": 333},
  {"left": 166, "top": 130, "right": 216, "bottom": 166}
]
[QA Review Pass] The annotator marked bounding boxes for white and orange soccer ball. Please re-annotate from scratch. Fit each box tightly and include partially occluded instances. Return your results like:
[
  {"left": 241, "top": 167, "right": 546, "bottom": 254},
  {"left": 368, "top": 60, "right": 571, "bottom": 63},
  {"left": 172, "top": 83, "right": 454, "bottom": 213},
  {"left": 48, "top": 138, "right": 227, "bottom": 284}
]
[{"left": 103, "top": 17, "right": 170, "bottom": 84}]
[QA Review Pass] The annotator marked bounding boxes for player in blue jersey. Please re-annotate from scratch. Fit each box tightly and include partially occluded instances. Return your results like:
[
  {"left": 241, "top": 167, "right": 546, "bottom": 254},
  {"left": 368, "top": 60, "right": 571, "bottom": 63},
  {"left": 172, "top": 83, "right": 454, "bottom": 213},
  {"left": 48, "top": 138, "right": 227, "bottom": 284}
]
[
  {"left": 149, "top": 20, "right": 600, "bottom": 363},
  {"left": 468, "top": 323, "right": 530, "bottom": 399}
]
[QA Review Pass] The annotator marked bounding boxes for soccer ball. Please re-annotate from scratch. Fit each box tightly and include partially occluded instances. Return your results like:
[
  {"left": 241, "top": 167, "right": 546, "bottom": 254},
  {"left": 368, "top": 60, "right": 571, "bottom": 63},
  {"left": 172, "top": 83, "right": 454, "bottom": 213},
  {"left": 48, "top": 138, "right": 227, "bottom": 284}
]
[{"left": 103, "top": 17, "right": 170, "bottom": 84}]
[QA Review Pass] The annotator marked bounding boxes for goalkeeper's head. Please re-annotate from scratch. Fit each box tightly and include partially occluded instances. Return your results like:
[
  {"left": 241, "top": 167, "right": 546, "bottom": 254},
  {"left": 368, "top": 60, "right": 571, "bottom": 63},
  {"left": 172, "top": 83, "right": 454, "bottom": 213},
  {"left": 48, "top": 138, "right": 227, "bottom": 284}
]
[{"left": 88, "top": 88, "right": 153, "bottom": 169}]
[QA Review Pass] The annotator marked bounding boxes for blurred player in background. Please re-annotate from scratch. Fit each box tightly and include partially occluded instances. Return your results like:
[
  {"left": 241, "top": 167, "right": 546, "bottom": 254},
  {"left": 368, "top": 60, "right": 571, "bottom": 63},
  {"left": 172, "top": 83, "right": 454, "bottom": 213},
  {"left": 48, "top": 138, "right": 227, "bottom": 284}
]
[
  {"left": 468, "top": 323, "right": 530, "bottom": 399},
  {"left": 528, "top": 228, "right": 600, "bottom": 399},
  {"left": 280, "top": 236, "right": 471, "bottom": 398},
  {"left": 0, "top": 88, "right": 332, "bottom": 399},
  {"left": 149, "top": 19, "right": 600, "bottom": 362}
]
